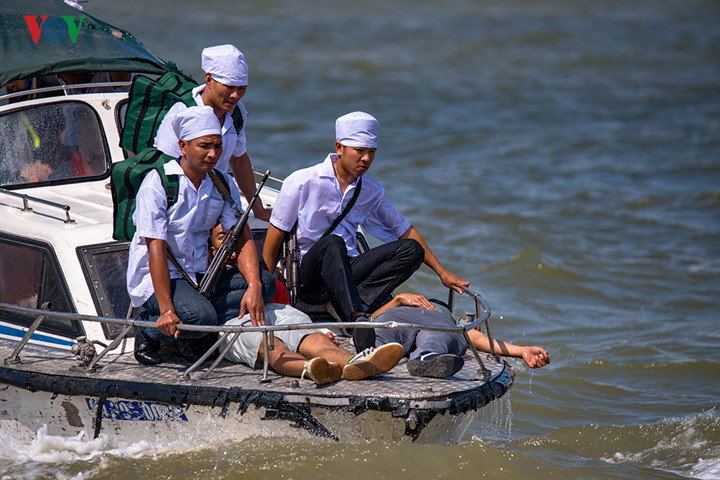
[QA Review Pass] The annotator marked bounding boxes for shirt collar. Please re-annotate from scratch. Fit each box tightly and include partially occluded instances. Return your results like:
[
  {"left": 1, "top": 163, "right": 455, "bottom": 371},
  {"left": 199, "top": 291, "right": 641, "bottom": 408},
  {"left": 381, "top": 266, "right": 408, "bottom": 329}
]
[
  {"left": 319, "top": 154, "right": 336, "bottom": 179},
  {"left": 165, "top": 159, "right": 184, "bottom": 175},
  {"left": 321, "top": 153, "right": 361, "bottom": 187},
  {"left": 165, "top": 159, "right": 211, "bottom": 183}
]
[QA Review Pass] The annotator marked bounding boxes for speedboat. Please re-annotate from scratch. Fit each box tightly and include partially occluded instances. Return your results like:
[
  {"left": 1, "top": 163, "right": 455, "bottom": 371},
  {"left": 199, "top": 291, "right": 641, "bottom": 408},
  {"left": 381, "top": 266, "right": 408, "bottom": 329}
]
[{"left": 0, "top": 0, "right": 513, "bottom": 446}]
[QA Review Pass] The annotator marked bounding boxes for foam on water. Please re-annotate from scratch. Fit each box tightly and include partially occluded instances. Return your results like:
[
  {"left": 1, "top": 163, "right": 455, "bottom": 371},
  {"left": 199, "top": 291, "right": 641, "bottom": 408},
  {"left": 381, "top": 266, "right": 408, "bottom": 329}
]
[
  {"left": 0, "top": 425, "right": 154, "bottom": 469},
  {"left": 598, "top": 410, "right": 720, "bottom": 479},
  {"left": 0, "top": 416, "right": 251, "bottom": 479}
]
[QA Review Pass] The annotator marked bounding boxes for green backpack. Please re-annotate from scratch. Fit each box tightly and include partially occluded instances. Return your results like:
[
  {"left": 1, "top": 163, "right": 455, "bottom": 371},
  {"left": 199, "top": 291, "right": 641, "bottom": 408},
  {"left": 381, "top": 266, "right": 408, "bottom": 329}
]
[
  {"left": 110, "top": 148, "right": 231, "bottom": 242},
  {"left": 120, "top": 71, "right": 244, "bottom": 155}
]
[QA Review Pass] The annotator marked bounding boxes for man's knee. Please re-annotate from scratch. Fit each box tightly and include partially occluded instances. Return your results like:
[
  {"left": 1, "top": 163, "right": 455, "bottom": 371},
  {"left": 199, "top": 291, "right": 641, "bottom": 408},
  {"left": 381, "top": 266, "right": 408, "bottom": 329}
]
[
  {"left": 313, "top": 234, "right": 347, "bottom": 257},
  {"left": 177, "top": 299, "right": 218, "bottom": 327},
  {"left": 298, "top": 331, "right": 332, "bottom": 351},
  {"left": 397, "top": 238, "right": 424, "bottom": 268}
]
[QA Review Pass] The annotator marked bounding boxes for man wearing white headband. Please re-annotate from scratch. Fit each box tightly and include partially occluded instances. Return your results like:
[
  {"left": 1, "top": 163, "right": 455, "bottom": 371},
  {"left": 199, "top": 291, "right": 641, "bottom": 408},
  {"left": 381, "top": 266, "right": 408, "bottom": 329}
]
[
  {"left": 128, "top": 106, "right": 277, "bottom": 365},
  {"left": 263, "top": 112, "right": 469, "bottom": 352},
  {"left": 154, "top": 44, "right": 271, "bottom": 221}
]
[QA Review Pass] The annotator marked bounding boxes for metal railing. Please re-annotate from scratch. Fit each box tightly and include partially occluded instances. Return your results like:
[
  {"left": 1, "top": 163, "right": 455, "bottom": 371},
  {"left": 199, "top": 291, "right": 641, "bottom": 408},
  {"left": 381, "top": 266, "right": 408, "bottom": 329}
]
[
  {"left": 0, "top": 287, "right": 499, "bottom": 382},
  {"left": 0, "top": 188, "right": 75, "bottom": 223},
  {"left": 0, "top": 82, "right": 133, "bottom": 102}
]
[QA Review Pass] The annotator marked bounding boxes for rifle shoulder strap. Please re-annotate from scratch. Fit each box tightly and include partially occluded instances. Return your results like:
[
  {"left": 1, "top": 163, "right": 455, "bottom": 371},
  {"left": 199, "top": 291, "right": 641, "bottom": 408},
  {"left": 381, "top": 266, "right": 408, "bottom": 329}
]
[
  {"left": 321, "top": 177, "right": 362, "bottom": 239},
  {"left": 208, "top": 169, "right": 241, "bottom": 217}
]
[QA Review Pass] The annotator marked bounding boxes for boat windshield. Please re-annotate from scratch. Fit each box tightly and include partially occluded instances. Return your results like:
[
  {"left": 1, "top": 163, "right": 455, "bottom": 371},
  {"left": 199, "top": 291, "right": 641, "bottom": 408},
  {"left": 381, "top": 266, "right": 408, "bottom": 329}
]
[
  {"left": 0, "top": 233, "right": 83, "bottom": 339},
  {"left": 77, "top": 242, "right": 131, "bottom": 339},
  {"left": 0, "top": 101, "right": 109, "bottom": 188}
]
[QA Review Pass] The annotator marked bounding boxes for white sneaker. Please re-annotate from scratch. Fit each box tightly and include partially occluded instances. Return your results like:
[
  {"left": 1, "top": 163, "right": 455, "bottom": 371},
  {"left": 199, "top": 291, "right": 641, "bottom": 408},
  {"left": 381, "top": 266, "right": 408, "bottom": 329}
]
[
  {"left": 301, "top": 357, "right": 341, "bottom": 385},
  {"left": 342, "top": 342, "right": 404, "bottom": 381}
]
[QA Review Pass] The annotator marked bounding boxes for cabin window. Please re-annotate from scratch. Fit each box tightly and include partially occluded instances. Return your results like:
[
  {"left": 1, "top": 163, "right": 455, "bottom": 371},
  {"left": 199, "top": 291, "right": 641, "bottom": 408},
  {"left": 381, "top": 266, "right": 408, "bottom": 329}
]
[
  {"left": 0, "top": 101, "right": 109, "bottom": 188},
  {"left": 0, "top": 233, "right": 83, "bottom": 339},
  {"left": 77, "top": 242, "right": 131, "bottom": 339}
]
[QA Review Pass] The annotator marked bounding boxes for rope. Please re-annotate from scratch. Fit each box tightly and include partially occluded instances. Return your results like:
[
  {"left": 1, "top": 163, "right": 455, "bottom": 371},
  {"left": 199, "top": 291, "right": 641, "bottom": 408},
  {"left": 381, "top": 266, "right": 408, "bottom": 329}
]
[{"left": 71, "top": 336, "right": 107, "bottom": 366}]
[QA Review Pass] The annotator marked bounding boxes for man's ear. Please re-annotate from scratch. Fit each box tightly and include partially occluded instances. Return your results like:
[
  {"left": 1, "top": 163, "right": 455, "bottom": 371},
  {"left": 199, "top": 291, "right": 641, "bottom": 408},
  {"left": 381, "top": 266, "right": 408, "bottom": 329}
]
[
  {"left": 335, "top": 141, "right": 344, "bottom": 156},
  {"left": 178, "top": 138, "right": 188, "bottom": 155},
  {"left": 205, "top": 73, "right": 213, "bottom": 86}
]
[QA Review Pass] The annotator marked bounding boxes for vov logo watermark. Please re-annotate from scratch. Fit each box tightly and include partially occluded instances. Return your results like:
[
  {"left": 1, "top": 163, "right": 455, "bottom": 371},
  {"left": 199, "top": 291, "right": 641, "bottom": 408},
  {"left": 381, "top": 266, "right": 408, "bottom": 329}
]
[{"left": 23, "top": 16, "right": 86, "bottom": 44}]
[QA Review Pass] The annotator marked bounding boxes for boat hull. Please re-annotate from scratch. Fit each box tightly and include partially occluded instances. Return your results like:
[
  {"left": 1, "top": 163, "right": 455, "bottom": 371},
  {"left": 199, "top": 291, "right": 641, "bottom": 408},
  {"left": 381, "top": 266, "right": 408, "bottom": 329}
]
[
  {"left": 0, "top": 384, "right": 480, "bottom": 446},
  {"left": 0, "top": 339, "right": 513, "bottom": 446}
]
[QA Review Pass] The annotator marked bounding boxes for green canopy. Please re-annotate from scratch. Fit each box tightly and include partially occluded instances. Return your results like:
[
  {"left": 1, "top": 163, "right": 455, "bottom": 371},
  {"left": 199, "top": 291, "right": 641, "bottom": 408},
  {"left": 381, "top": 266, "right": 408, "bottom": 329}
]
[{"left": 0, "top": 0, "right": 169, "bottom": 85}]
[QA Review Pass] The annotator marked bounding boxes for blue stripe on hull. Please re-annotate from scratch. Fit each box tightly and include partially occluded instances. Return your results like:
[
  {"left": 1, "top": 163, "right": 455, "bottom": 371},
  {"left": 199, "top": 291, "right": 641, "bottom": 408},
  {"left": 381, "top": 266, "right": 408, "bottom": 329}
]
[{"left": 0, "top": 324, "right": 74, "bottom": 346}]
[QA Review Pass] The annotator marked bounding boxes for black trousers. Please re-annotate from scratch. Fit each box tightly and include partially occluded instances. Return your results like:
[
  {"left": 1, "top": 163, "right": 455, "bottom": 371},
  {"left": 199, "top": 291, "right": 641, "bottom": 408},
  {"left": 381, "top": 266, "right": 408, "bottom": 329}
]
[{"left": 298, "top": 235, "right": 424, "bottom": 321}]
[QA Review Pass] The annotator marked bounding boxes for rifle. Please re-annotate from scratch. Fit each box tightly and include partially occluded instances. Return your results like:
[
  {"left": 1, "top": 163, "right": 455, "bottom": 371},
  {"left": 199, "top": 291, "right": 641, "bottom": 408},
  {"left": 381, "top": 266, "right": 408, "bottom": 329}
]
[
  {"left": 282, "top": 227, "right": 300, "bottom": 306},
  {"left": 197, "top": 170, "right": 271, "bottom": 297}
]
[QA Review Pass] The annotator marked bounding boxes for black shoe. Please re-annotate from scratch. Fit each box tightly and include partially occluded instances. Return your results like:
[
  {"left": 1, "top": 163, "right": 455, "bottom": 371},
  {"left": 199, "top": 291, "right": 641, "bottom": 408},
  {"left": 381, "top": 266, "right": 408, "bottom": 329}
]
[
  {"left": 407, "top": 353, "right": 464, "bottom": 378},
  {"left": 176, "top": 338, "right": 208, "bottom": 363},
  {"left": 134, "top": 329, "right": 163, "bottom": 365},
  {"left": 352, "top": 315, "right": 376, "bottom": 353}
]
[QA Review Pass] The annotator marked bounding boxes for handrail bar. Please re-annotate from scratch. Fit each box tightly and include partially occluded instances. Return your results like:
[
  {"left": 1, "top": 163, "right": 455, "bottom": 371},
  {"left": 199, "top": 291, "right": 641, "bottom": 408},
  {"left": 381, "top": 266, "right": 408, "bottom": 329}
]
[
  {"left": 252, "top": 170, "right": 285, "bottom": 185},
  {"left": 0, "top": 188, "right": 75, "bottom": 223},
  {"left": 0, "top": 82, "right": 132, "bottom": 102},
  {"left": 1, "top": 289, "right": 496, "bottom": 379},
  {"left": 0, "top": 302, "right": 488, "bottom": 335},
  {"left": 460, "top": 285, "right": 497, "bottom": 357}
]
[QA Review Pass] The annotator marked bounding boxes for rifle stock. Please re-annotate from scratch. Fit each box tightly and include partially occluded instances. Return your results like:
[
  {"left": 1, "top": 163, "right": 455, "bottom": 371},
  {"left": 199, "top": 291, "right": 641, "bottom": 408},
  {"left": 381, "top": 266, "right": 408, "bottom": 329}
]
[{"left": 198, "top": 170, "right": 270, "bottom": 297}]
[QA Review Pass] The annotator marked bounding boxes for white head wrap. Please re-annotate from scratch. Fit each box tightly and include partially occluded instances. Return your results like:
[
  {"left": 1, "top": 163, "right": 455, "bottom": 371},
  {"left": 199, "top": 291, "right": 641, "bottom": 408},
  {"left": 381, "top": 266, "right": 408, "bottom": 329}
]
[
  {"left": 171, "top": 106, "right": 222, "bottom": 141},
  {"left": 201, "top": 44, "right": 248, "bottom": 87},
  {"left": 335, "top": 111, "right": 379, "bottom": 148}
]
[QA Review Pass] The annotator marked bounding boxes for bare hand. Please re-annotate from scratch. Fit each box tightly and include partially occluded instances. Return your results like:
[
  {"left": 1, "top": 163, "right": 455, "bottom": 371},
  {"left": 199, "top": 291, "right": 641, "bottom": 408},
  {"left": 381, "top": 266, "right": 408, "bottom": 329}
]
[
  {"left": 239, "top": 284, "right": 266, "bottom": 326},
  {"left": 157, "top": 311, "right": 182, "bottom": 338},
  {"left": 253, "top": 205, "right": 272, "bottom": 222},
  {"left": 324, "top": 331, "right": 340, "bottom": 346},
  {"left": 521, "top": 346, "right": 550, "bottom": 369},
  {"left": 394, "top": 293, "right": 437, "bottom": 311},
  {"left": 439, "top": 270, "right": 470, "bottom": 294}
]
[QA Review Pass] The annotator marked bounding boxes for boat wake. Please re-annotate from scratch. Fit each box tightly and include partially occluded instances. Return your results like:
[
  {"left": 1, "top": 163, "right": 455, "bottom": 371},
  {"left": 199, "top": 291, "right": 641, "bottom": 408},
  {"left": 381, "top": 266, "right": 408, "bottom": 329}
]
[
  {"left": 510, "top": 408, "right": 720, "bottom": 480},
  {"left": 599, "top": 410, "right": 720, "bottom": 480}
]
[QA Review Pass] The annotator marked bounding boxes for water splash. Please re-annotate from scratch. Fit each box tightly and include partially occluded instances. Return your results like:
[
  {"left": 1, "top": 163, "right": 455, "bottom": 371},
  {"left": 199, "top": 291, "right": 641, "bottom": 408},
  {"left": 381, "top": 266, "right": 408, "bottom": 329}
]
[
  {"left": 528, "top": 369, "right": 534, "bottom": 394},
  {"left": 475, "top": 393, "right": 514, "bottom": 446}
]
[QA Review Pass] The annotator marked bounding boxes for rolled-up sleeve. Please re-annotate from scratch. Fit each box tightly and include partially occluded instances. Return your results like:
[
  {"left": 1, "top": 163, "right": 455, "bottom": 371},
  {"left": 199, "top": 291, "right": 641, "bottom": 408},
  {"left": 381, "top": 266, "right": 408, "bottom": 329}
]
[
  {"left": 133, "top": 171, "right": 168, "bottom": 241},
  {"left": 269, "top": 174, "right": 301, "bottom": 232}
]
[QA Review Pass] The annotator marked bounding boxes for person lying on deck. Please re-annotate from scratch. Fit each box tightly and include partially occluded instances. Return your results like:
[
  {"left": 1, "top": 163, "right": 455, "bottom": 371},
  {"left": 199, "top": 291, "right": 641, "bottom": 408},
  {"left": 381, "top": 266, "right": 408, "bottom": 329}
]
[
  {"left": 368, "top": 293, "right": 551, "bottom": 378},
  {"left": 209, "top": 225, "right": 404, "bottom": 384}
]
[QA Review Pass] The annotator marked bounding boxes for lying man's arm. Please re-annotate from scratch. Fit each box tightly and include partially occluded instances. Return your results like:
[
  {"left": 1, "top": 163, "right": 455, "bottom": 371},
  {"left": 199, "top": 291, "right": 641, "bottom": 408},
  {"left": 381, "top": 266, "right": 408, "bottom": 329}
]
[{"left": 373, "top": 292, "right": 550, "bottom": 369}]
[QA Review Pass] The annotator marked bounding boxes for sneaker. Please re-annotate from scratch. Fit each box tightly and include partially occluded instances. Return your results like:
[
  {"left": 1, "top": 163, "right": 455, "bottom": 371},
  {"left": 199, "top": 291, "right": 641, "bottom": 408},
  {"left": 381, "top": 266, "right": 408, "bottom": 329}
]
[
  {"left": 301, "top": 357, "right": 341, "bottom": 385},
  {"left": 407, "top": 353, "right": 465, "bottom": 378},
  {"left": 343, "top": 342, "right": 404, "bottom": 381},
  {"left": 328, "top": 361, "right": 343, "bottom": 381}
]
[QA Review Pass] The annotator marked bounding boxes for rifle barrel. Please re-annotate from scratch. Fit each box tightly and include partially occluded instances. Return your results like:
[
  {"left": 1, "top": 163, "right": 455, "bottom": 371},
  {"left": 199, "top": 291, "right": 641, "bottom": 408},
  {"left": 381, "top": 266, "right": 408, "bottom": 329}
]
[{"left": 198, "top": 171, "right": 271, "bottom": 297}]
